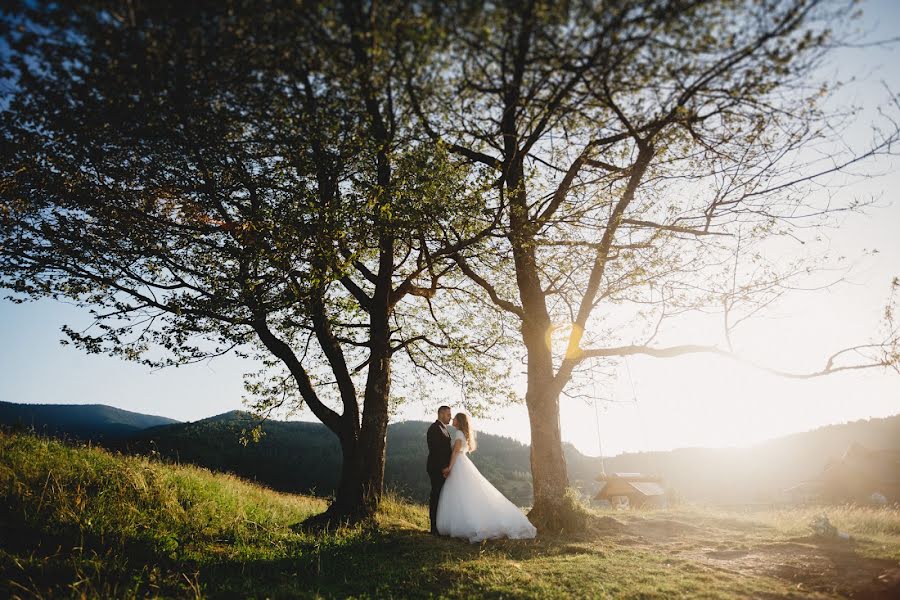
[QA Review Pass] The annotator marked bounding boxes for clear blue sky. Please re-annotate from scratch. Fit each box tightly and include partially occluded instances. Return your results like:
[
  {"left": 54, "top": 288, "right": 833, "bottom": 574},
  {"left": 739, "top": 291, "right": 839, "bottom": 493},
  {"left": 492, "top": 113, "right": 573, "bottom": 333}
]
[{"left": 2, "top": 0, "right": 899, "bottom": 456}]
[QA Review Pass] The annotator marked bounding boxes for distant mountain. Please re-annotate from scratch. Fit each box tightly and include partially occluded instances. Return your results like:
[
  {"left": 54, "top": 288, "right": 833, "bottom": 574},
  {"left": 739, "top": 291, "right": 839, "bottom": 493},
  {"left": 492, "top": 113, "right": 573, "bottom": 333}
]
[
  {"left": 0, "top": 400, "right": 179, "bottom": 441},
  {"left": 3, "top": 400, "right": 898, "bottom": 506}
]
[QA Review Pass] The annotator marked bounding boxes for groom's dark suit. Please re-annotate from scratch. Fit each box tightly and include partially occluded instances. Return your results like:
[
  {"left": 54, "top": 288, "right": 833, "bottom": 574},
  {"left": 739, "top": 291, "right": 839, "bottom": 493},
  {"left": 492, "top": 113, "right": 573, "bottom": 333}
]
[{"left": 426, "top": 419, "right": 452, "bottom": 534}]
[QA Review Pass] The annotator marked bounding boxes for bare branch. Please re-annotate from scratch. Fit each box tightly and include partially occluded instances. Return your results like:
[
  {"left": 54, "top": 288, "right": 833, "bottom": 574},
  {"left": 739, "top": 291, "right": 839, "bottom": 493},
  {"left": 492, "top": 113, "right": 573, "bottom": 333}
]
[{"left": 577, "top": 343, "right": 896, "bottom": 379}]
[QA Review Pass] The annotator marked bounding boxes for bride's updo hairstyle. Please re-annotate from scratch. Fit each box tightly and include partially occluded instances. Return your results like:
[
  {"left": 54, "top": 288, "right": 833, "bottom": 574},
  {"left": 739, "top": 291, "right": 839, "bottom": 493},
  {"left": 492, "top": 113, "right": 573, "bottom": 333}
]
[{"left": 454, "top": 412, "right": 477, "bottom": 452}]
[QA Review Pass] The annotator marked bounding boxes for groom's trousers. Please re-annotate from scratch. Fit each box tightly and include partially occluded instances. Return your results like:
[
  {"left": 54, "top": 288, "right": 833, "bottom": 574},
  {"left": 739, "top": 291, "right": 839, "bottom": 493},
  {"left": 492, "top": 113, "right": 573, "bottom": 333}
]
[{"left": 428, "top": 470, "right": 445, "bottom": 533}]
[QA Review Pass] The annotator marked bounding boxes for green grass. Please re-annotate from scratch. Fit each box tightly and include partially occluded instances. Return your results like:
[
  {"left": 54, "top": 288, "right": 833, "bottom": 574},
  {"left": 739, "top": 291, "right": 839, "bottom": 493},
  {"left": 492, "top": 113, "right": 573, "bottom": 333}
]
[{"left": 2, "top": 430, "right": 898, "bottom": 599}]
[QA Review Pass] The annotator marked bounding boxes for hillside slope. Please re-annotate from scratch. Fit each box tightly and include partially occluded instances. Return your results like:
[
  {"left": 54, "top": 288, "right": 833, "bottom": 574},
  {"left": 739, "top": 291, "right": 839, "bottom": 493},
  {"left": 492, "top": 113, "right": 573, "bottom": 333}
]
[{"left": 0, "top": 400, "right": 179, "bottom": 440}]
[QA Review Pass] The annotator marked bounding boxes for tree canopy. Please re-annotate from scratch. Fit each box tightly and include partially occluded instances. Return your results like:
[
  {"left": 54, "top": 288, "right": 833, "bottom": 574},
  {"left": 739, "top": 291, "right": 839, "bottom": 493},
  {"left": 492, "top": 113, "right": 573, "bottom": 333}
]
[
  {"left": 0, "top": 0, "right": 504, "bottom": 521},
  {"left": 404, "top": 0, "right": 900, "bottom": 529}
]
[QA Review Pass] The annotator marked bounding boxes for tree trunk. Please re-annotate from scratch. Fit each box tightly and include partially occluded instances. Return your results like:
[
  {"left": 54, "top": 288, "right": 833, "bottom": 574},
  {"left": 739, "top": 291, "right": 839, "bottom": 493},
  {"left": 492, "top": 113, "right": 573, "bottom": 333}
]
[
  {"left": 521, "top": 319, "right": 578, "bottom": 533},
  {"left": 358, "top": 352, "right": 390, "bottom": 512},
  {"left": 326, "top": 411, "right": 386, "bottom": 521},
  {"left": 302, "top": 300, "right": 391, "bottom": 525},
  {"left": 328, "top": 432, "right": 367, "bottom": 519},
  {"left": 505, "top": 155, "right": 581, "bottom": 533},
  {"left": 322, "top": 230, "right": 394, "bottom": 521},
  {"left": 319, "top": 328, "right": 391, "bottom": 523}
]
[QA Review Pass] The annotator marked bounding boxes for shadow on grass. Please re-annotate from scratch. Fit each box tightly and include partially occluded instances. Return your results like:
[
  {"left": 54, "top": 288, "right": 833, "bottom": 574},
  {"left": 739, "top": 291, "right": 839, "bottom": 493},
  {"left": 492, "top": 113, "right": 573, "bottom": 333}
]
[
  {"left": 193, "top": 526, "right": 592, "bottom": 599},
  {"left": 11, "top": 508, "right": 898, "bottom": 599},
  {"left": 772, "top": 535, "right": 900, "bottom": 599},
  {"left": 2, "top": 512, "right": 579, "bottom": 599},
  {"left": 1, "top": 518, "right": 189, "bottom": 598}
]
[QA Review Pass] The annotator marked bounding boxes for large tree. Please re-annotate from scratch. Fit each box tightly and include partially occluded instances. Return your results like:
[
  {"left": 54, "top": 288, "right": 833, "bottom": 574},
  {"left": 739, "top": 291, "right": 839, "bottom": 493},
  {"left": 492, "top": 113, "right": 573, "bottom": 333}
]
[
  {"left": 0, "top": 0, "right": 497, "bottom": 521},
  {"left": 407, "top": 0, "right": 900, "bottom": 530}
]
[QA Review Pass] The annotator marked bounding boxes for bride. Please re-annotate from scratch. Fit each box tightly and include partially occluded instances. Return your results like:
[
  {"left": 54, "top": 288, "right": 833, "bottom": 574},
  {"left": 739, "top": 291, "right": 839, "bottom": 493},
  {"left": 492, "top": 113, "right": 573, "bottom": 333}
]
[{"left": 436, "top": 413, "right": 537, "bottom": 542}]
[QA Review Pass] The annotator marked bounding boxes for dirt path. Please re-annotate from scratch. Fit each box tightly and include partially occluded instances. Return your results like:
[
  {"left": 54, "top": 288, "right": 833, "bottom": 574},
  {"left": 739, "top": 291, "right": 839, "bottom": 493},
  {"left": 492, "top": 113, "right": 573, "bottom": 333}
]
[{"left": 594, "top": 514, "right": 900, "bottom": 599}]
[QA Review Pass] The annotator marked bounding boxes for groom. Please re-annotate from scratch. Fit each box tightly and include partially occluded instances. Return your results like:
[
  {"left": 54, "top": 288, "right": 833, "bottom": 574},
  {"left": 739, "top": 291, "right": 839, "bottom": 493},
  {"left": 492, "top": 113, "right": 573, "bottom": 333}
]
[{"left": 426, "top": 405, "right": 452, "bottom": 535}]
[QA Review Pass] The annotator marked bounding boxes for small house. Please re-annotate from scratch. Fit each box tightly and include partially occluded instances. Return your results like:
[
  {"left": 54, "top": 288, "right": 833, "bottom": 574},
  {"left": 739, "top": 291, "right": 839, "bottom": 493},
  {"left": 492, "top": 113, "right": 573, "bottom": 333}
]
[{"left": 594, "top": 472, "right": 667, "bottom": 509}]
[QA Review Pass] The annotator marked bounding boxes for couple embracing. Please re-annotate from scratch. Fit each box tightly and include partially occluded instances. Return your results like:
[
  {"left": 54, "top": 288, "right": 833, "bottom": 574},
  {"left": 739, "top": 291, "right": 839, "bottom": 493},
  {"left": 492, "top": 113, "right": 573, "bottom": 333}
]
[{"left": 425, "top": 406, "right": 537, "bottom": 543}]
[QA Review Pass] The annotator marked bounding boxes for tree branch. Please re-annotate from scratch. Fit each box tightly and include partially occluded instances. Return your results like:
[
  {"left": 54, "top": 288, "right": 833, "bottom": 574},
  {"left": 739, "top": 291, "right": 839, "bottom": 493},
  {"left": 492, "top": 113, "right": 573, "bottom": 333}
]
[
  {"left": 577, "top": 343, "right": 896, "bottom": 379},
  {"left": 339, "top": 275, "right": 372, "bottom": 312},
  {"left": 621, "top": 218, "right": 731, "bottom": 237},
  {"left": 251, "top": 317, "right": 342, "bottom": 433},
  {"left": 451, "top": 253, "right": 524, "bottom": 319}
]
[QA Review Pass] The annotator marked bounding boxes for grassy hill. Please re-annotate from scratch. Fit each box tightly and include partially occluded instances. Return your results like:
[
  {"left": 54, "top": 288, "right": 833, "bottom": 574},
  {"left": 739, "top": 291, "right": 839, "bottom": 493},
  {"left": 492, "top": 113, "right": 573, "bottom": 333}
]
[
  {"left": 0, "top": 400, "right": 179, "bottom": 441},
  {"left": 2, "top": 430, "right": 899, "bottom": 598},
  {"left": 126, "top": 410, "right": 345, "bottom": 498}
]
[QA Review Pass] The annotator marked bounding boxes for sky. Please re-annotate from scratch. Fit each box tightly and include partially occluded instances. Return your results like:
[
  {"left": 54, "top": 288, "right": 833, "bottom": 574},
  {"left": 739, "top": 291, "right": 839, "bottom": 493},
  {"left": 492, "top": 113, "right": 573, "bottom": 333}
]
[{"left": 1, "top": 0, "right": 899, "bottom": 458}]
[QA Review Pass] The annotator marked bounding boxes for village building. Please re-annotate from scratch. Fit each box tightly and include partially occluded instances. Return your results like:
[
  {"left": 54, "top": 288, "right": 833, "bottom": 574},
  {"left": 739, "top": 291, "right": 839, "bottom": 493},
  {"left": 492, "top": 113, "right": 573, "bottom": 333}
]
[{"left": 594, "top": 472, "right": 667, "bottom": 509}]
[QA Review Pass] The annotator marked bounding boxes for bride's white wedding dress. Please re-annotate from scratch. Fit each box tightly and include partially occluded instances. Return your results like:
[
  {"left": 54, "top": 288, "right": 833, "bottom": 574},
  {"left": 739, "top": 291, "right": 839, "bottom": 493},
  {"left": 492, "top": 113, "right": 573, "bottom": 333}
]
[{"left": 436, "top": 430, "right": 537, "bottom": 543}]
